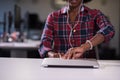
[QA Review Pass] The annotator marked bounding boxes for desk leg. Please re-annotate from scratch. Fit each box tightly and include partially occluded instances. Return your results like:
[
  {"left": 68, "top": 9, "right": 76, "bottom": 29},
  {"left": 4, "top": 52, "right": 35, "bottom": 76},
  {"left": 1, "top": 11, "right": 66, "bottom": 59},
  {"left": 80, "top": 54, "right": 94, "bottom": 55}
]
[{"left": 11, "top": 50, "right": 27, "bottom": 58}]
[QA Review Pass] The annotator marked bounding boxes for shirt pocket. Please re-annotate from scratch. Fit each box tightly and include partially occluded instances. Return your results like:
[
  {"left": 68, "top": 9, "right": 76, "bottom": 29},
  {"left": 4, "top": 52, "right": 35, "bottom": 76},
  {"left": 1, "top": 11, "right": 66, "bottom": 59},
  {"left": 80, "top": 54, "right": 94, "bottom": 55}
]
[{"left": 81, "top": 20, "right": 95, "bottom": 39}]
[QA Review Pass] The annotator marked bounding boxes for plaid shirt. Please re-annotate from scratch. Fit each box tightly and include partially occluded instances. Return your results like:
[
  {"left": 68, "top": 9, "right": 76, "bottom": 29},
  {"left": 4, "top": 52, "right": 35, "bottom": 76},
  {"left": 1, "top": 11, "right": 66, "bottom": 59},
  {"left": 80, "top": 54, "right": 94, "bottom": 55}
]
[{"left": 38, "top": 5, "right": 115, "bottom": 58}]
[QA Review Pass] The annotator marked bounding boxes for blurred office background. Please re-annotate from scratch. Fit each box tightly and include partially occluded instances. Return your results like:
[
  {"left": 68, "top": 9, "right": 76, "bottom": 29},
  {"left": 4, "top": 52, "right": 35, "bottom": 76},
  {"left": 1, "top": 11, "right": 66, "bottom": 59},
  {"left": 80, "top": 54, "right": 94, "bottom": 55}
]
[{"left": 0, "top": 0, "right": 120, "bottom": 60}]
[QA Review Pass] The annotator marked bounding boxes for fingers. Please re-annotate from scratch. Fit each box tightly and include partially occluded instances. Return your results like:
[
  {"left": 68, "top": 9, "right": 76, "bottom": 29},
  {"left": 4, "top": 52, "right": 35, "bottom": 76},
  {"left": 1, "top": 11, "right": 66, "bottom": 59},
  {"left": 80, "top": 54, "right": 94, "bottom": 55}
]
[
  {"left": 62, "top": 48, "right": 74, "bottom": 59},
  {"left": 67, "top": 48, "right": 74, "bottom": 59},
  {"left": 47, "top": 52, "right": 54, "bottom": 58},
  {"left": 48, "top": 51, "right": 64, "bottom": 58},
  {"left": 48, "top": 52, "right": 59, "bottom": 58},
  {"left": 66, "top": 51, "right": 73, "bottom": 59},
  {"left": 53, "top": 53, "right": 59, "bottom": 58},
  {"left": 63, "top": 47, "right": 84, "bottom": 59},
  {"left": 72, "top": 52, "right": 82, "bottom": 59},
  {"left": 47, "top": 46, "right": 84, "bottom": 59}
]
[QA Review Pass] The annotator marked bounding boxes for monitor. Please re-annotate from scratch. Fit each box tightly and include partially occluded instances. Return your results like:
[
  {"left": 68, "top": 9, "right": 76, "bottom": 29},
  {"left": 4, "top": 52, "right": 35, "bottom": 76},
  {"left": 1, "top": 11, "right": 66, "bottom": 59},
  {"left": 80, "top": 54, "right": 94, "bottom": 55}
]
[{"left": 14, "top": 4, "right": 21, "bottom": 31}]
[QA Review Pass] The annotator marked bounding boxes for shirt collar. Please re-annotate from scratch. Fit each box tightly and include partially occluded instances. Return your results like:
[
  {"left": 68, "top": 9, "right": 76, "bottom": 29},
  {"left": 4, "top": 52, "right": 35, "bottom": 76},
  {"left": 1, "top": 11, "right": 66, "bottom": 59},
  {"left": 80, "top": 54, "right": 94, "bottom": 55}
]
[{"left": 61, "top": 5, "right": 85, "bottom": 15}]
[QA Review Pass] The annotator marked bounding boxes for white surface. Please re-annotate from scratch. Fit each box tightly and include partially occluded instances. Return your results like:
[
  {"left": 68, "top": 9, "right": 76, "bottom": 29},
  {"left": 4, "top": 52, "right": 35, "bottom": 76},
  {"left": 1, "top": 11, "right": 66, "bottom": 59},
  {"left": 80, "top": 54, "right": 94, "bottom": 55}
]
[
  {"left": 0, "top": 58, "right": 120, "bottom": 80},
  {"left": 0, "top": 40, "right": 40, "bottom": 49},
  {"left": 0, "top": 40, "right": 40, "bottom": 57}
]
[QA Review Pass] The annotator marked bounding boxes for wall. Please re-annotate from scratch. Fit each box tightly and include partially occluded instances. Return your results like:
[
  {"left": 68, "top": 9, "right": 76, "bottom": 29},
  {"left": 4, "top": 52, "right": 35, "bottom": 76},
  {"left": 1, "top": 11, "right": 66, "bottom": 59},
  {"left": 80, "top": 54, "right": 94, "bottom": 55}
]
[
  {"left": 0, "top": 0, "right": 54, "bottom": 22},
  {"left": 0, "top": 0, "right": 120, "bottom": 57}
]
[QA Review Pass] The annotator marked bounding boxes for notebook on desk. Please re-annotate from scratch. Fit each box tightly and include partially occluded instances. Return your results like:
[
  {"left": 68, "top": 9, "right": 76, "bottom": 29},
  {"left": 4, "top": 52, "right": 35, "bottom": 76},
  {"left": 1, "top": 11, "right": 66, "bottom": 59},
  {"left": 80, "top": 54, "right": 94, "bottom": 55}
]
[{"left": 41, "top": 58, "right": 99, "bottom": 68}]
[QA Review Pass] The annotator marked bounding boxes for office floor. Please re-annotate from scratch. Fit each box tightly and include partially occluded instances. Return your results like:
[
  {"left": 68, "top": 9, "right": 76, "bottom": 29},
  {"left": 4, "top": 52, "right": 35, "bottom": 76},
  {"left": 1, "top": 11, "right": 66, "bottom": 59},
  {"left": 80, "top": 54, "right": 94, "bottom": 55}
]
[
  {"left": 0, "top": 49, "right": 40, "bottom": 58},
  {"left": 0, "top": 49, "right": 119, "bottom": 60},
  {"left": 0, "top": 49, "right": 10, "bottom": 57},
  {"left": 27, "top": 50, "right": 40, "bottom": 58}
]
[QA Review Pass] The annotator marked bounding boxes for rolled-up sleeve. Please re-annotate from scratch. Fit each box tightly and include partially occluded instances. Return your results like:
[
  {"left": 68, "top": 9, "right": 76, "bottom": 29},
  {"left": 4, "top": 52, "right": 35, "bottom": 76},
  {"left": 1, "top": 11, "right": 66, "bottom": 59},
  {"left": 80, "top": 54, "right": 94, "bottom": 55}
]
[
  {"left": 38, "top": 13, "right": 54, "bottom": 58},
  {"left": 95, "top": 10, "right": 115, "bottom": 42}
]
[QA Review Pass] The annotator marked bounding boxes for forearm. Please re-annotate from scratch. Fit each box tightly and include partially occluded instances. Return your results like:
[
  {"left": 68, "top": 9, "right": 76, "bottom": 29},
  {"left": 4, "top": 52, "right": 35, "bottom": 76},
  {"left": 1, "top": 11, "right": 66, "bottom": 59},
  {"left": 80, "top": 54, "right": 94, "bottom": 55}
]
[
  {"left": 90, "top": 33, "right": 105, "bottom": 47},
  {"left": 39, "top": 37, "right": 53, "bottom": 58},
  {"left": 82, "top": 33, "right": 105, "bottom": 51}
]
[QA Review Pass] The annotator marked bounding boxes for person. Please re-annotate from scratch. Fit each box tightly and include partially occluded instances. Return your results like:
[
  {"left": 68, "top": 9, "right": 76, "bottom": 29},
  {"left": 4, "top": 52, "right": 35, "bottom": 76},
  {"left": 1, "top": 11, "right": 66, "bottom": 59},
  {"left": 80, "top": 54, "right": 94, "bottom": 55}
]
[{"left": 38, "top": 0, "right": 115, "bottom": 59}]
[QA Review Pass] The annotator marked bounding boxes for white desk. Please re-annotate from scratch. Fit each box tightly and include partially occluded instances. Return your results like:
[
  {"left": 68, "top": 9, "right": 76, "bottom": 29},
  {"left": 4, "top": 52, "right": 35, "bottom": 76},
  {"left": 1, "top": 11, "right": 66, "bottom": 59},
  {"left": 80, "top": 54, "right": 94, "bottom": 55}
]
[
  {"left": 0, "top": 58, "right": 120, "bottom": 80},
  {"left": 0, "top": 40, "right": 40, "bottom": 57}
]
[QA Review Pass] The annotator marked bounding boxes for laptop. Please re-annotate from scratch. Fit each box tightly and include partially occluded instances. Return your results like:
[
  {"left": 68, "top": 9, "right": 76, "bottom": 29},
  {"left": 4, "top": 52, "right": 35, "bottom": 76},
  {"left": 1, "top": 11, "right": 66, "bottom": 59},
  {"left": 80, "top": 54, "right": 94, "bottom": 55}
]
[{"left": 41, "top": 58, "right": 99, "bottom": 68}]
